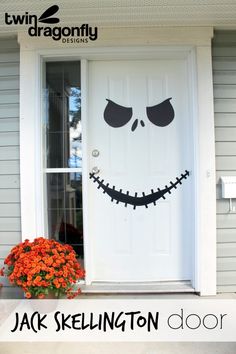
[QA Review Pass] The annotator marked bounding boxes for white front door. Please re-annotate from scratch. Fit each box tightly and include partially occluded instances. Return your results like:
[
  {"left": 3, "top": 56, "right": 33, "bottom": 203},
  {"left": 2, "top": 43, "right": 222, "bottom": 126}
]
[{"left": 88, "top": 59, "right": 193, "bottom": 282}]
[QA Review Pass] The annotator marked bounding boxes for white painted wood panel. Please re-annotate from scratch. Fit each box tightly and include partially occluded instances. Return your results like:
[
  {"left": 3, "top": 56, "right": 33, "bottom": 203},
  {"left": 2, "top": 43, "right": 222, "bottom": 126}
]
[
  {"left": 0, "top": 63, "right": 19, "bottom": 76},
  {"left": 218, "top": 284, "right": 236, "bottom": 292},
  {"left": 214, "top": 99, "right": 236, "bottom": 113},
  {"left": 217, "top": 257, "right": 236, "bottom": 271},
  {"left": 216, "top": 156, "right": 236, "bottom": 170},
  {"left": 217, "top": 271, "right": 236, "bottom": 285},
  {"left": 0, "top": 77, "right": 19, "bottom": 90},
  {"left": 215, "top": 127, "right": 236, "bottom": 141},
  {"left": 0, "top": 39, "right": 19, "bottom": 50},
  {"left": 185, "top": 41, "right": 219, "bottom": 295},
  {"left": 214, "top": 40, "right": 236, "bottom": 262},
  {"left": 213, "top": 47, "right": 236, "bottom": 57},
  {"left": 0, "top": 39, "right": 21, "bottom": 272},
  {"left": 214, "top": 35, "right": 236, "bottom": 282},
  {"left": 0, "top": 189, "right": 20, "bottom": 203},
  {"left": 0, "top": 104, "right": 19, "bottom": 118},
  {"left": 0, "top": 90, "right": 19, "bottom": 104},
  {"left": 217, "top": 199, "right": 229, "bottom": 214},
  {"left": 217, "top": 198, "right": 236, "bottom": 213},
  {"left": 216, "top": 142, "right": 236, "bottom": 155},
  {"left": 214, "top": 73, "right": 236, "bottom": 85},
  {"left": 0, "top": 52, "right": 19, "bottom": 63},
  {"left": 0, "top": 146, "right": 19, "bottom": 160},
  {"left": 217, "top": 214, "right": 236, "bottom": 228},
  {"left": 0, "top": 175, "right": 20, "bottom": 189},
  {"left": 213, "top": 59, "right": 236, "bottom": 71},
  {"left": 0, "top": 161, "right": 20, "bottom": 175},
  {"left": 215, "top": 184, "right": 221, "bottom": 199},
  {"left": 0, "top": 48, "right": 19, "bottom": 56},
  {"left": 0, "top": 231, "right": 21, "bottom": 244},
  {"left": 0, "top": 245, "right": 13, "bottom": 258},
  {"left": 0, "top": 204, "right": 20, "bottom": 217},
  {"left": 214, "top": 32, "right": 236, "bottom": 44},
  {"left": 215, "top": 113, "right": 236, "bottom": 127},
  {"left": 217, "top": 243, "right": 236, "bottom": 257},
  {"left": 0, "top": 217, "right": 21, "bottom": 232},
  {"left": 214, "top": 85, "right": 236, "bottom": 99},
  {"left": 217, "top": 228, "right": 236, "bottom": 243},
  {"left": 0, "top": 118, "right": 19, "bottom": 132},
  {"left": 0, "top": 132, "right": 19, "bottom": 146}
]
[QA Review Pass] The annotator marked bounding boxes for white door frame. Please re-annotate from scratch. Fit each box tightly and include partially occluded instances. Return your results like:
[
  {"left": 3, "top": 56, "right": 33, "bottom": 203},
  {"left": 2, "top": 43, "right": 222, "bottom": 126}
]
[{"left": 18, "top": 28, "right": 216, "bottom": 295}]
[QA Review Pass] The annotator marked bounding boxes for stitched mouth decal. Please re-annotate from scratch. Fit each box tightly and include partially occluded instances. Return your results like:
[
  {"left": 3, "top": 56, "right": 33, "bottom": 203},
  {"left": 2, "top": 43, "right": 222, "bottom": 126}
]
[{"left": 90, "top": 170, "right": 190, "bottom": 209}]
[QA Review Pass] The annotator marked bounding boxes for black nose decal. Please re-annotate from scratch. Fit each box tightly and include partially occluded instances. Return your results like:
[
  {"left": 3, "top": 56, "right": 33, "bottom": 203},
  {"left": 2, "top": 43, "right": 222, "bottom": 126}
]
[
  {"left": 131, "top": 119, "right": 145, "bottom": 131},
  {"left": 131, "top": 119, "right": 138, "bottom": 132}
]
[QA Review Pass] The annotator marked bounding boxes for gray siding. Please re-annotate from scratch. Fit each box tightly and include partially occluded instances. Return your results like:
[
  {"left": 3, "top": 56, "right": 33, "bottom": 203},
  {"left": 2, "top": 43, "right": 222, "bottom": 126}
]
[
  {"left": 213, "top": 31, "right": 236, "bottom": 292},
  {"left": 0, "top": 38, "right": 21, "bottom": 285}
]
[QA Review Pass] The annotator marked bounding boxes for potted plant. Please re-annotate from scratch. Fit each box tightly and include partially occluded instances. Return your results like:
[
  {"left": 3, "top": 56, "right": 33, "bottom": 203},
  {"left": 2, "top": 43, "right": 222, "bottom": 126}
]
[{"left": 0, "top": 237, "right": 85, "bottom": 299}]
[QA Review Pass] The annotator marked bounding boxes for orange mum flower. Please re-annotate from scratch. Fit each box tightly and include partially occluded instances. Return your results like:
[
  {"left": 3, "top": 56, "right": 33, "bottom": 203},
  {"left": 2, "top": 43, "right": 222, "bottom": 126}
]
[{"left": 1, "top": 237, "right": 84, "bottom": 299}]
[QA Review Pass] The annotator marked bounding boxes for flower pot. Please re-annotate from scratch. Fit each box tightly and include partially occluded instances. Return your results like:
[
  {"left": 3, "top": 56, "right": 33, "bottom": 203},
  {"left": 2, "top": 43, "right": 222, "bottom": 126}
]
[
  {"left": 31, "top": 291, "right": 59, "bottom": 300},
  {"left": 28, "top": 291, "right": 59, "bottom": 313}
]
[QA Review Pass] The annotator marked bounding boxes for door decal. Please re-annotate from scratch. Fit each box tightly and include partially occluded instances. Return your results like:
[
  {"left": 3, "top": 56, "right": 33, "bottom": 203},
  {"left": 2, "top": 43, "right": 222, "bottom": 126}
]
[
  {"left": 104, "top": 99, "right": 133, "bottom": 128},
  {"left": 104, "top": 97, "right": 175, "bottom": 131},
  {"left": 91, "top": 96, "right": 189, "bottom": 209},
  {"left": 146, "top": 98, "right": 174, "bottom": 127},
  {"left": 89, "top": 170, "right": 189, "bottom": 209}
]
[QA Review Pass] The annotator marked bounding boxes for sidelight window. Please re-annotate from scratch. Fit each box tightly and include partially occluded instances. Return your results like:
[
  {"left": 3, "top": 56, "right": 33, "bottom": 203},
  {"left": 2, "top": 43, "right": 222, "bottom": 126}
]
[{"left": 44, "top": 61, "right": 83, "bottom": 258}]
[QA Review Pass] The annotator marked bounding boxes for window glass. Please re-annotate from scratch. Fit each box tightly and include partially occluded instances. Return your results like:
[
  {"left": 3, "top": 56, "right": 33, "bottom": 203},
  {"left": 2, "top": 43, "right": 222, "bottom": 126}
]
[
  {"left": 45, "top": 61, "right": 83, "bottom": 260},
  {"left": 47, "top": 173, "right": 83, "bottom": 257},
  {"left": 46, "top": 62, "right": 82, "bottom": 169}
]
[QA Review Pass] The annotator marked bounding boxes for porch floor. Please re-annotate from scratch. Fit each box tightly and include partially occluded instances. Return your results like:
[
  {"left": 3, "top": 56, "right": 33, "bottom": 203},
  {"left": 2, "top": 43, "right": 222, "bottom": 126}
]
[{"left": 0, "top": 286, "right": 235, "bottom": 299}]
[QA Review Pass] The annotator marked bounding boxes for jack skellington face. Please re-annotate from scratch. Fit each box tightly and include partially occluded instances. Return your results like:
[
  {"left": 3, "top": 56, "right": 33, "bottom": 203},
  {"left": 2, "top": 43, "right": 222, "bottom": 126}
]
[
  {"left": 90, "top": 97, "right": 189, "bottom": 209},
  {"left": 104, "top": 97, "right": 175, "bottom": 131}
]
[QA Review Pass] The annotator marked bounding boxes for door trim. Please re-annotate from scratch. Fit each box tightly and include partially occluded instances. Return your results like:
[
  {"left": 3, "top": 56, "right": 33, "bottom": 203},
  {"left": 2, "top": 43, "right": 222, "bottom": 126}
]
[
  {"left": 81, "top": 281, "right": 195, "bottom": 294},
  {"left": 18, "top": 41, "right": 216, "bottom": 295}
]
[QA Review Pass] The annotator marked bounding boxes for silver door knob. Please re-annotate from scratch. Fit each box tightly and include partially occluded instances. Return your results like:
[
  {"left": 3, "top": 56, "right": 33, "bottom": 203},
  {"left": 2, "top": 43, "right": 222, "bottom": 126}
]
[
  {"left": 92, "top": 166, "right": 100, "bottom": 174},
  {"left": 92, "top": 149, "right": 100, "bottom": 157}
]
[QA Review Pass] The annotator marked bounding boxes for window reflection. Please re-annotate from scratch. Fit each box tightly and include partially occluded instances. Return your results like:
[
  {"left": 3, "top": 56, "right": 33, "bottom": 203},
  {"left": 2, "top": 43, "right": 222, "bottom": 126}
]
[
  {"left": 46, "top": 62, "right": 81, "bottom": 169},
  {"left": 47, "top": 173, "right": 83, "bottom": 257},
  {"left": 45, "top": 61, "right": 83, "bottom": 259}
]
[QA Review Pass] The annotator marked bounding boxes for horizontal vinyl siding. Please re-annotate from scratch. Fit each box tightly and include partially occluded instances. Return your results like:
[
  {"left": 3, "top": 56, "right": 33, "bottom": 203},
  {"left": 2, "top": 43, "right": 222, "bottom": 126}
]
[
  {"left": 214, "top": 31, "right": 236, "bottom": 293},
  {"left": 0, "top": 38, "right": 21, "bottom": 285}
]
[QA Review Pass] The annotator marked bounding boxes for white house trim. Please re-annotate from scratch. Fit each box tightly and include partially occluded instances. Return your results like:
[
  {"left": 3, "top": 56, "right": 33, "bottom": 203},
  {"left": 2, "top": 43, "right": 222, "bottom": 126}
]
[
  {"left": 195, "top": 46, "right": 216, "bottom": 295},
  {"left": 19, "top": 49, "right": 40, "bottom": 239},
  {"left": 18, "top": 27, "right": 216, "bottom": 295}
]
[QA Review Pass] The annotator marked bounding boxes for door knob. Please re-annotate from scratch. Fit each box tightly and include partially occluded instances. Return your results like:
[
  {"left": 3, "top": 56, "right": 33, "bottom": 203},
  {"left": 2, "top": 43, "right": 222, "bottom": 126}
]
[
  {"left": 91, "top": 166, "right": 100, "bottom": 174},
  {"left": 92, "top": 149, "right": 100, "bottom": 157}
]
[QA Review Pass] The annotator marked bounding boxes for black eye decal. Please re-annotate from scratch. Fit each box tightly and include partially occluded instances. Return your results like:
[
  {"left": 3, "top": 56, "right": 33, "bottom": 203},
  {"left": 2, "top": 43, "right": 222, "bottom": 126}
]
[
  {"left": 104, "top": 99, "right": 133, "bottom": 128},
  {"left": 146, "top": 98, "right": 175, "bottom": 127}
]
